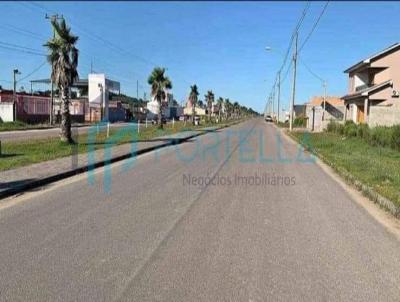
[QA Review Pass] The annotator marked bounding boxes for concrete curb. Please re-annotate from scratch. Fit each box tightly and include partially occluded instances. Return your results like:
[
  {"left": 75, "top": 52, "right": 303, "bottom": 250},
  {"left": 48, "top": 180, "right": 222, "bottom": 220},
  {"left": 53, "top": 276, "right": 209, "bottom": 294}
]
[
  {"left": 279, "top": 127, "right": 400, "bottom": 218},
  {"left": 0, "top": 120, "right": 245, "bottom": 200}
]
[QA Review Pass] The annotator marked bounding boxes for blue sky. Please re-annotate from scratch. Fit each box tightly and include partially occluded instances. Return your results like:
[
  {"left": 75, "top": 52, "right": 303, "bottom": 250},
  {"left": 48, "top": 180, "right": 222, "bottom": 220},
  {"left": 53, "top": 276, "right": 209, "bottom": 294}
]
[{"left": 1, "top": 1, "right": 400, "bottom": 113}]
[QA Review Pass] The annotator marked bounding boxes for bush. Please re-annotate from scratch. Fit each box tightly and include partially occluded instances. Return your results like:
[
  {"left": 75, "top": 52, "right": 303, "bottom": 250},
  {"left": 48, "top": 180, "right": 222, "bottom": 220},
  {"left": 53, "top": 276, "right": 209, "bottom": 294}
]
[
  {"left": 293, "top": 116, "right": 307, "bottom": 128},
  {"left": 343, "top": 121, "right": 357, "bottom": 137},
  {"left": 326, "top": 121, "right": 344, "bottom": 135},
  {"left": 369, "top": 126, "right": 392, "bottom": 148},
  {"left": 327, "top": 120, "right": 400, "bottom": 151},
  {"left": 390, "top": 125, "right": 400, "bottom": 150},
  {"left": 356, "top": 123, "right": 370, "bottom": 140}
]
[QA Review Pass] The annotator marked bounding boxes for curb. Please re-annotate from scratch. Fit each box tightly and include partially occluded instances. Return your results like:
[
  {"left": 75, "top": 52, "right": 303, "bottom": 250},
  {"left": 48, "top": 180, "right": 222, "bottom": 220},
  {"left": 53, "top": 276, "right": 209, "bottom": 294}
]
[
  {"left": 280, "top": 127, "right": 400, "bottom": 218},
  {"left": 0, "top": 120, "right": 245, "bottom": 200}
]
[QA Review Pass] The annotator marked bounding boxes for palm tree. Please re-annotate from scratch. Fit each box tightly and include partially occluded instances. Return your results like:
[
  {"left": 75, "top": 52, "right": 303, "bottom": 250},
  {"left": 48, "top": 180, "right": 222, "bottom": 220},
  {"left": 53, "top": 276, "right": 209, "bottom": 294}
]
[
  {"left": 205, "top": 90, "right": 214, "bottom": 122},
  {"left": 189, "top": 85, "right": 199, "bottom": 125},
  {"left": 233, "top": 101, "right": 239, "bottom": 119},
  {"left": 225, "top": 98, "right": 232, "bottom": 120},
  {"left": 44, "top": 18, "right": 79, "bottom": 143},
  {"left": 148, "top": 67, "right": 172, "bottom": 129},
  {"left": 217, "top": 97, "right": 224, "bottom": 122}
]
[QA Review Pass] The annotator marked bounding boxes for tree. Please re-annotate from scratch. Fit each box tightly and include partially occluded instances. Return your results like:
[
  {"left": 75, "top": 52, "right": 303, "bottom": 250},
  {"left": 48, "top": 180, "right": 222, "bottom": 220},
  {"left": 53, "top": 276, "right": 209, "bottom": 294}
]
[
  {"left": 44, "top": 18, "right": 79, "bottom": 143},
  {"left": 217, "top": 97, "right": 224, "bottom": 122},
  {"left": 205, "top": 90, "right": 214, "bottom": 122},
  {"left": 189, "top": 85, "right": 199, "bottom": 125},
  {"left": 233, "top": 101, "right": 239, "bottom": 119},
  {"left": 148, "top": 67, "right": 172, "bottom": 129},
  {"left": 225, "top": 98, "right": 232, "bottom": 120}
]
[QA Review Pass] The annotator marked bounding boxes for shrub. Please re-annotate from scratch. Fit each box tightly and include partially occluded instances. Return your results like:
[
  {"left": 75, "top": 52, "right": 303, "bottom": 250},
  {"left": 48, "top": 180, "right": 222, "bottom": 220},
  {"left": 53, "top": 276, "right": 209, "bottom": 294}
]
[
  {"left": 293, "top": 116, "right": 307, "bottom": 128},
  {"left": 356, "top": 123, "right": 370, "bottom": 140},
  {"left": 326, "top": 121, "right": 344, "bottom": 134},
  {"left": 344, "top": 121, "right": 357, "bottom": 137},
  {"left": 390, "top": 125, "right": 400, "bottom": 150},
  {"left": 369, "top": 126, "right": 392, "bottom": 148}
]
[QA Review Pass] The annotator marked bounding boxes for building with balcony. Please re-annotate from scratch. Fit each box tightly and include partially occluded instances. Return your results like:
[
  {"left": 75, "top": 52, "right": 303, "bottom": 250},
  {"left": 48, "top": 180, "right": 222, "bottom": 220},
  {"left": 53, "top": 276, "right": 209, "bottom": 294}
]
[{"left": 342, "top": 43, "right": 400, "bottom": 126}]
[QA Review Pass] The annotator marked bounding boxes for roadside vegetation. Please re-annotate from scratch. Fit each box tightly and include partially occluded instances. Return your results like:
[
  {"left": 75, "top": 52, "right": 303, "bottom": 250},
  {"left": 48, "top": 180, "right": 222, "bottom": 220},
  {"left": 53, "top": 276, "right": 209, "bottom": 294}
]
[
  {"left": 276, "top": 116, "right": 307, "bottom": 128},
  {"left": 292, "top": 123, "right": 400, "bottom": 208},
  {"left": 0, "top": 118, "right": 245, "bottom": 172},
  {"left": 0, "top": 121, "right": 52, "bottom": 132},
  {"left": 326, "top": 120, "right": 400, "bottom": 151}
]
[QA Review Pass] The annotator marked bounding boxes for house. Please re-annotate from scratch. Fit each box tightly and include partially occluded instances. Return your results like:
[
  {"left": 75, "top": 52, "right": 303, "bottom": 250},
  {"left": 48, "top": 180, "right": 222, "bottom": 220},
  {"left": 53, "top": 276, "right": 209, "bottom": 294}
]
[
  {"left": 342, "top": 43, "right": 400, "bottom": 127},
  {"left": 293, "top": 104, "right": 306, "bottom": 118},
  {"left": 0, "top": 89, "right": 86, "bottom": 123},
  {"left": 30, "top": 73, "right": 124, "bottom": 123},
  {"left": 305, "top": 96, "right": 345, "bottom": 131},
  {"left": 183, "top": 99, "right": 206, "bottom": 117}
]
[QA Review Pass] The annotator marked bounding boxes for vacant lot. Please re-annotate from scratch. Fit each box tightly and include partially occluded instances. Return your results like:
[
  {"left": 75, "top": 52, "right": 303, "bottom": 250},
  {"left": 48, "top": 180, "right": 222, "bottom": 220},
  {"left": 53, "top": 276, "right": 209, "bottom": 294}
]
[{"left": 292, "top": 131, "right": 400, "bottom": 208}]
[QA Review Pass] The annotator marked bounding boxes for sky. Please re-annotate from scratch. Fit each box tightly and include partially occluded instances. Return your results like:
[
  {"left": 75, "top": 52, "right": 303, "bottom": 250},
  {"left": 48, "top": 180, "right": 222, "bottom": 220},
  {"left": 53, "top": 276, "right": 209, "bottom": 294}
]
[{"left": 1, "top": 1, "right": 400, "bottom": 113}]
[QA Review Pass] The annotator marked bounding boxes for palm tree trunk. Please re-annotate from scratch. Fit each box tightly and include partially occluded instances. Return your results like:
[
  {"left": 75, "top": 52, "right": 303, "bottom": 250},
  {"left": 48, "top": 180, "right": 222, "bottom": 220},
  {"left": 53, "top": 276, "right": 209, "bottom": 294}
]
[
  {"left": 60, "top": 86, "right": 73, "bottom": 143},
  {"left": 158, "top": 97, "right": 163, "bottom": 129},
  {"left": 192, "top": 104, "right": 195, "bottom": 125}
]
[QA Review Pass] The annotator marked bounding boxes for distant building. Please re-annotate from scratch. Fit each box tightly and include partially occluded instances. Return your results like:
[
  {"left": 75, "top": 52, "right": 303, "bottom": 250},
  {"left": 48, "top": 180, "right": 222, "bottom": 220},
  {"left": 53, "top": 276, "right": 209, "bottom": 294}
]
[{"left": 305, "top": 96, "right": 345, "bottom": 131}]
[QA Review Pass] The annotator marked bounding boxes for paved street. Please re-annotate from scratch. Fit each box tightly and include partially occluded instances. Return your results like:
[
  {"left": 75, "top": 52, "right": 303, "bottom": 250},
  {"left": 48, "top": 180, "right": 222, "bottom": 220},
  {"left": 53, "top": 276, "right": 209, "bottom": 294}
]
[
  {"left": 0, "top": 118, "right": 400, "bottom": 301},
  {"left": 0, "top": 123, "right": 134, "bottom": 142}
]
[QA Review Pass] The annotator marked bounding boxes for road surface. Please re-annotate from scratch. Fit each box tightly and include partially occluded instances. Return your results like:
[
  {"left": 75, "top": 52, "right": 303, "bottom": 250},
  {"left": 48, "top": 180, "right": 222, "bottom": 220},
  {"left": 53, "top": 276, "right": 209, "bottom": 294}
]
[
  {"left": 0, "top": 118, "right": 399, "bottom": 301},
  {"left": 0, "top": 122, "right": 134, "bottom": 142}
]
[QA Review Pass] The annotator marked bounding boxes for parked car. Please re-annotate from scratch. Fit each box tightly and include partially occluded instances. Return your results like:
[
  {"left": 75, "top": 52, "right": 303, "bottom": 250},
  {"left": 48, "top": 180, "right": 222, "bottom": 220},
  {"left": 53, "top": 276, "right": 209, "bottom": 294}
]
[{"left": 265, "top": 115, "right": 273, "bottom": 122}]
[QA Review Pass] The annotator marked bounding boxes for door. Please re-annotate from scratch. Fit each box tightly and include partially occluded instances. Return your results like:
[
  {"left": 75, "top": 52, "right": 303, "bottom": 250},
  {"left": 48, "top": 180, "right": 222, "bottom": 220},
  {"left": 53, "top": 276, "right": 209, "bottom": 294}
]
[{"left": 357, "top": 105, "right": 364, "bottom": 123}]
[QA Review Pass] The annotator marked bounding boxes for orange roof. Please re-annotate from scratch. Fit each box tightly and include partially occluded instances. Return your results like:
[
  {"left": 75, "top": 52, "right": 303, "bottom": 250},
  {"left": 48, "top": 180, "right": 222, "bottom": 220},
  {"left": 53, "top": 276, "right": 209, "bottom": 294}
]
[{"left": 308, "top": 96, "right": 344, "bottom": 106}]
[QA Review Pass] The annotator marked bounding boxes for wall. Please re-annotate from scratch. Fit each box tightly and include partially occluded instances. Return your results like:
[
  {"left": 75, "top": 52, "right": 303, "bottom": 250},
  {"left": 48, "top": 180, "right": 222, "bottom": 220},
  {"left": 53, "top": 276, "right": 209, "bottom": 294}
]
[
  {"left": 371, "top": 48, "right": 400, "bottom": 90},
  {"left": 0, "top": 103, "right": 14, "bottom": 122},
  {"left": 306, "top": 104, "right": 345, "bottom": 132},
  {"left": 369, "top": 102, "right": 400, "bottom": 127}
]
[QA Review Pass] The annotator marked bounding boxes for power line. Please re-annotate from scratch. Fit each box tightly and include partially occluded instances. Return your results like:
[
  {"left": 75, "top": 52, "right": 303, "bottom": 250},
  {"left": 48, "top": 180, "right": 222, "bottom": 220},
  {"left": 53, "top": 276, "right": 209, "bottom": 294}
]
[
  {"left": 278, "top": 1, "right": 310, "bottom": 74},
  {"left": 299, "top": 1, "right": 329, "bottom": 53},
  {"left": 0, "top": 43, "right": 45, "bottom": 56},
  {"left": 0, "top": 41, "right": 44, "bottom": 53},
  {"left": 0, "top": 23, "right": 47, "bottom": 41},
  {"left": 18, "top": 61, "right": 47, "bottom": 82},
  {"left": 298, "top": 57, "right": 324, "bottom": 83}
]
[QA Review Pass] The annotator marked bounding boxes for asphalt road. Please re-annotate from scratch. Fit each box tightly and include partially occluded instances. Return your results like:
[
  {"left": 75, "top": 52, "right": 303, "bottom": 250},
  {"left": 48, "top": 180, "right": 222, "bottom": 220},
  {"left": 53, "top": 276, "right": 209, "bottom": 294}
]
[
  {"left": 0, "top": 122, "right": 134, "bottom": 142},
  {"left": 1, "top": 118, "right": 400, "bottom": 301}
]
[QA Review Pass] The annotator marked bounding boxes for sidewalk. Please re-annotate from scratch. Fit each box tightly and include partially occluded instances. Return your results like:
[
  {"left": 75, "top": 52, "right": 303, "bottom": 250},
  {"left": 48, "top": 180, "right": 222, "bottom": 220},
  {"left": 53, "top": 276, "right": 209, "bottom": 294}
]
[{"left": 0, "top": 128, "right": 213, "bottom": 199}]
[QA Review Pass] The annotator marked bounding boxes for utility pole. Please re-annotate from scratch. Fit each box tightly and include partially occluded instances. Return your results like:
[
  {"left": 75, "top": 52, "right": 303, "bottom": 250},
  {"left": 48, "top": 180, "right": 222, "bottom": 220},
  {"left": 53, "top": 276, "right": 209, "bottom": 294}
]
[
  {"left": 45, "top": 13, "right": 64, "bottom": 125},
  {"left": 13, "top": 69, "right": 21, "bottom": 122},
  {"left": 322, "top": 81, "right": 327, "bottom": 121},
  {"left": 272, "top": 85, "right": 275, "bottom": 120},
  {"left": 98, "top": 83, "right": 104, "bottom": 121},
  {"left": 277, "top": 70, "right": 281, "bottom": 123},
  {"left": 136, "top": 80, "right": 139, "bottom": 100},
  {"left": 289, "top": 32, "right": 298, "bottom": 132}
]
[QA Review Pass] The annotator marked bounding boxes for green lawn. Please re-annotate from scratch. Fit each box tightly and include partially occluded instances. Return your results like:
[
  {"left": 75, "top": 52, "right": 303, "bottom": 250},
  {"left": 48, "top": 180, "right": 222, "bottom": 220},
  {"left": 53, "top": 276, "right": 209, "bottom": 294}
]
[
  {"left": 292, "top": 131, "right": 400, "bottom": 208},
  {"left": 0, "top": 121, "right": 52, "bottom": 132},
  {"left": 0, "top": 119, "right": 242, "bottom": 172}
]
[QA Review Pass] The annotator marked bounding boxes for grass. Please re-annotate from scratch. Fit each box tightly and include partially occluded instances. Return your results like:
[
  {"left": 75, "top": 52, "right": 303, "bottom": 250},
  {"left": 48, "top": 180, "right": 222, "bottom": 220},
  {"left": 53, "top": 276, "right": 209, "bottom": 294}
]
[
  {"left": 292, "top": 131, "right": 400, "bottom": 208},
  {"left": 0, "top": 119, "right": 243, "bottom": 172},
  {"left": 0, "top": 121, "right": 53, "bottom": 132}
]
